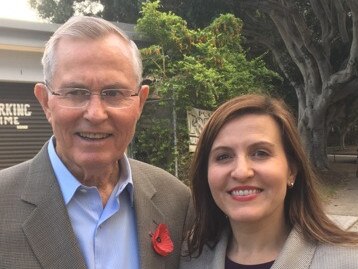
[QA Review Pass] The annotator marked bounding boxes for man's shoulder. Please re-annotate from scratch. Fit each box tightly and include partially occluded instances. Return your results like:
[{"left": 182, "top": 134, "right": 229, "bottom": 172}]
[
  {"left": 129, "top": 158, "right": 189, "bottom": 192},
  {"left": 129, "top": 158, "right": 169, "bottom": 172},
  {"left": 0, "top": 142, "right": 49, "bottom": 184},
  {"left": 129, "top": 158, "right": 179, "bottom": 180},
  {"left": 0, "top": 160, "right": 31, "bottom": 185},
  {"left": 0, "top": 160, "right": 33, "bottom": 204}
]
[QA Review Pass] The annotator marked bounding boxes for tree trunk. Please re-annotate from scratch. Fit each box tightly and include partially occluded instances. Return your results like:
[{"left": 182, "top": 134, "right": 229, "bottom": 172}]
[
  {"left": 227, "top": 0, "right": 358, "bottom": 175},
  {"left": 298, "top": 105, "right": 329, "bottom": 170},
  {"left": 340, "top": 131, "right": 347, "bottom": 150}
]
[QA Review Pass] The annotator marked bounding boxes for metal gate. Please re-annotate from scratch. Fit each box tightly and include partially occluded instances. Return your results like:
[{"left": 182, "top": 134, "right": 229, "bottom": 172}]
[{"left": 0, "top": 82, "right": 52, "bottom": 170}]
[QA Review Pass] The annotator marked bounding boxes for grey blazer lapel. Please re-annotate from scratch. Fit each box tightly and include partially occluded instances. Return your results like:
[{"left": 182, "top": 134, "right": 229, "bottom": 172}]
[
  {"left": 21, "top": 144, "right": 86, "bottom": 269},
  {"left": 216, "top": 228, "right": 317, "bottom": 269},
  {"left": 212, "top": 231, "right": 229, "bottom": 268},
  {"left": 180, "top": 229, "right": 229, "bottom": 269},
  {"left": 131, "top": 160, "right": 166, "bottom": 269},
  {"left": 272, "top": 227, "right": 317, "bottom": 269}
]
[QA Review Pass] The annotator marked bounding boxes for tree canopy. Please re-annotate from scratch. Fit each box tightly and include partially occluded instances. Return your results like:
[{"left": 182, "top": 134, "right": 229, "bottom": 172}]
[
  {"left": 220, "top": 0, "right": 358, "bottom": 169},
  {"left": 131, "top": 1, "right": 280, "bottom": 178},
  {"left": 177, "top": 0, "right": 358, "bottom": 169},
  {"left": 28, "top": 0, "right": 225, "bottom": 24}
]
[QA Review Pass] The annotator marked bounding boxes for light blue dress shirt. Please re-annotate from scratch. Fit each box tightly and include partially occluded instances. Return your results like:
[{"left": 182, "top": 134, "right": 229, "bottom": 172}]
[{"left": 48, "top": 137, "right": 140, "bottom": 269}]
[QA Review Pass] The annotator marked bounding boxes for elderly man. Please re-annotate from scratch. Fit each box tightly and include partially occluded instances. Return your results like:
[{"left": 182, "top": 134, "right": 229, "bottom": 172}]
[{"left": 0, "top": 16, "right": 192, "bottom": 269}]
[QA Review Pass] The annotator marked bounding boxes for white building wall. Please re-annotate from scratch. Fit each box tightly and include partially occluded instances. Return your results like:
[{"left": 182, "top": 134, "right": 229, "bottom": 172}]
[
  {"left": 0, "top": 18, "right": 140, "bottom": 84},
  {"left": 0, "top": 49, "right": 43, "bottom": 83},
  {"left": 0, "top": 18, "right": 56, "bottom": 83}
]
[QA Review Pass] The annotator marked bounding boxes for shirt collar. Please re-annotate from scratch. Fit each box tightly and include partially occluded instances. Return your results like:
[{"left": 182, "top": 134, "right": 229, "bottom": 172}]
[{"left": 47, "top": 136, "right": 134, "bottom": 205}]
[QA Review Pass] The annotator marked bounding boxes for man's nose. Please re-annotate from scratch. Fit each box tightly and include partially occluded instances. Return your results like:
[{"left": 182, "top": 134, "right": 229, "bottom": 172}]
[{"left": 83, "top": 95, "right": 108, "bottom": 122}]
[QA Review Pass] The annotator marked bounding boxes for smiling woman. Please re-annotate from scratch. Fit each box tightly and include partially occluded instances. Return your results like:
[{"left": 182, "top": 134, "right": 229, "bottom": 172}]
[
  {"left": 0, "top": 0, "right": 41, "bottom": 21},
  {"left": 180, "top": 94, "right": 358, "bottom": 269}
]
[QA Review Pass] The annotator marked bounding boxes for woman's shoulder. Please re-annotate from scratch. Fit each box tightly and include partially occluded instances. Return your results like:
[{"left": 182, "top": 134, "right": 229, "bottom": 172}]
[
  {"left": 179, "top": 229, "right": 230, "bottom": 269},
  {"left": 310, "top": 243, "right": 358, "bottom": 268},
  {"left": 272, "top": 226, "right": 358, "bottom": 269},
  {"left": 179, "top": 244, "right": 223, "bottom": 269}
]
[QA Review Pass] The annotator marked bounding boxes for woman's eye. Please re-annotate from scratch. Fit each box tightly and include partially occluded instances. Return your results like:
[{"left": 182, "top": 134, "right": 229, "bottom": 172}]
[
  {"left": 216, "top": 153, "right": 231, "bottom": 161},
  {"left": 252, "top": 150, "right": 269, "bottom": 159}
]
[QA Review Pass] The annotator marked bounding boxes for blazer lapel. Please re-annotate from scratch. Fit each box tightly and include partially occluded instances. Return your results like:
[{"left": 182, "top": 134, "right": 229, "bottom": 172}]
[
  {"left": 209, "top": 229, "right": 230, "bottom": 268},
  {"left": 131, "top": 160, "right": 166, "bottom": 269},
  {"left": 272, "top": 227, "right": 317, "bottom": 269},
  {"left": 208, "top": 227, "right": 316, "bottom": 269},
  {"left": 21, "top": 144, "right": 86, "bottom": 269}
]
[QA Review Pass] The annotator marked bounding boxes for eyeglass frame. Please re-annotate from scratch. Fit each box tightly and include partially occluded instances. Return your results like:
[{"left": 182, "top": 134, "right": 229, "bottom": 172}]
[{"left": 44, "top": 81, "right": 141, "bottom": 109}]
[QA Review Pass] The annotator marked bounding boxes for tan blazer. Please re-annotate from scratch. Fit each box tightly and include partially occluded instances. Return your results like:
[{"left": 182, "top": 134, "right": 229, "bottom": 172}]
[
  {"left": 0, "top": 142, "right": 193, "bottom": 269},
  {"left": 179, "top": 227, "right": 358, "bottom": 269}
]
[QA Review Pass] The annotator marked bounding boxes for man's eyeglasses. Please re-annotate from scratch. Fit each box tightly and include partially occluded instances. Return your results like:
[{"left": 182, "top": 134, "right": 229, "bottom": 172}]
[{"left": 45, "top": 82, "right": 140, "bottom": 109}]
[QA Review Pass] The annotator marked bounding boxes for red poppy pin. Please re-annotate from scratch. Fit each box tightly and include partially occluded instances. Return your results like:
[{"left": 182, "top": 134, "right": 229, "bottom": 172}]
[{"left": 150, "top": 223, "right": 174, "bottom": 256}]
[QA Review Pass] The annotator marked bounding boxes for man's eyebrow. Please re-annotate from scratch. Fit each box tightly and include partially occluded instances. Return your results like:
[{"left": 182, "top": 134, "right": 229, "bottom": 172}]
[
  {"left": 60, "top": 82, "right": 87, "bottom": 88},
  {"left": 59, "top": 82, "right": 128, "bottom": 89},
  {"left": 102, "top": 83, "right": 128, "bottom": 89}
]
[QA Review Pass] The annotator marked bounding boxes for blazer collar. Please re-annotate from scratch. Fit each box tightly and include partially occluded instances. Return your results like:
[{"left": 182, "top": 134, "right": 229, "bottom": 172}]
[
  {"left": 272, "top": 227, "right": 317, "bottom": 269},
  {"left": 203, "top": 226, "right": 317, "bottom": 269},
  {"left": 130, "top": 159, "right": 166, "bottom": 269},
  {"left": 20, "top": 147, "right": 168, "bottom": 269},
  {"left": 21, "top": 142, "right": 86, "bottom": 269}
]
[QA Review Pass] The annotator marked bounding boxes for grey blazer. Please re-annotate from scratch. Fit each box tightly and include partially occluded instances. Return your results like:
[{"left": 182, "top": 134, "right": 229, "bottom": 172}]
[
  {"left": 179, "top": 227, "right": 358, "bottom": 269},
  {"left": 0, "top": 142, "right": 193, "bottom": 269}
]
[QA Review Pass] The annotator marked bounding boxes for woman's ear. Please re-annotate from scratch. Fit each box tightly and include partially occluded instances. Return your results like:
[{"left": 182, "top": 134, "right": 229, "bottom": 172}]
[
  {"left": 288, "top": 162, "right": 298, "bottom": 185},
  {"left": 34, "top": 83, "right": 52, "bottom": 124}
]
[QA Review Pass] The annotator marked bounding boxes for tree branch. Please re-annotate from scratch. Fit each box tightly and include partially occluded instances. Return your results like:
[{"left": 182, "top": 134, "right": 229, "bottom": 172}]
[
  {"left": 347, "top": 0, "right": 358, "bottom": 63},
  {"left": 328, "top": 1, "right": 358, "bottom": 86},
  {"left": 285, "top": 0, "right": 331, "bottom": 83},
  {"left": 236, "top": 0, "right": 286, "bottom": 14},
  {"left": 309, "top": 0, "right": 331, "bottom": 54},
  {"left": 270, "top": 9, "right": 322, "bottom": 97},
  {"left": 319, "top": 0, "right": 333, "bottom": 23},
  {"left": 334, "top": 0, "right": 349, "bottom": 43}
]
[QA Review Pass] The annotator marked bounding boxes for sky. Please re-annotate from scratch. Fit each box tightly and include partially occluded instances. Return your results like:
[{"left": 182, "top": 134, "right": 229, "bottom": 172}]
[{"left": 0, "top": 0, "right": 42, "bottom": 22}]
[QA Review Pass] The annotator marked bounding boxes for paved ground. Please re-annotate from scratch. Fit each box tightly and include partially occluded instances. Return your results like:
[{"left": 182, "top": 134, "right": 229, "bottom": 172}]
[{"left": 324, "top": 157, "right": 358, "bottom": 231}]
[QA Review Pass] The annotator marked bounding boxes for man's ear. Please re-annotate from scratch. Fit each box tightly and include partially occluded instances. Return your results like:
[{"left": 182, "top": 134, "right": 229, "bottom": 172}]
[
  {"left": 34, "top": 83, "right": 52, "bottom": 124},
  {"left": 138, "top": 84, "right": 149, "bottom": 112}
]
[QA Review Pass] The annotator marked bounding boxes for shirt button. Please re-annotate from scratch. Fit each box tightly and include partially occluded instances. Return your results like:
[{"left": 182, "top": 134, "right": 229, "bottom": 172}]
[{"left": 79, "top": 188, "right": 87, "bottom": 193}]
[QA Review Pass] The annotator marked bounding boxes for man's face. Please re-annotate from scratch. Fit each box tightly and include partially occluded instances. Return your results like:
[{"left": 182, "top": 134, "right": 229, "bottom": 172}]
[{"left": 35, "top": 34, "right": 148, "bottom": 177}]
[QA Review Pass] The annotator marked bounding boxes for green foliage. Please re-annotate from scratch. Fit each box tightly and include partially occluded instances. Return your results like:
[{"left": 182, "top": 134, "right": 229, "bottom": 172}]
[
  {"left": 133, "top": 1, "right": 280, "bottom": 179},
  {"left": 133, "top": 117, "right": 175, "bottom": 167},
  {"left": 29, "top": 0, "right": 75, "bottom": 23},
  {"left": 29, "top": 0, "right": 221, "bottom": 25},
  {"left": 29, "top": 0, "right": 140, "bottom": 23}
]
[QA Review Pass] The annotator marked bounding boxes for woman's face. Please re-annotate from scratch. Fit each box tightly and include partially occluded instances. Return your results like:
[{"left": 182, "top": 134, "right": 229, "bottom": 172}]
[{"left": 208, "top": 114, "right": 296, "bottom": 226}]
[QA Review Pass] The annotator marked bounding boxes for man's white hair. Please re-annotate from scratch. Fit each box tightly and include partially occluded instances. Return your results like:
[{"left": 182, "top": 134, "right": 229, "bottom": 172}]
[{"left": 42, "top": 16, "right": 143, "bottom": 87}]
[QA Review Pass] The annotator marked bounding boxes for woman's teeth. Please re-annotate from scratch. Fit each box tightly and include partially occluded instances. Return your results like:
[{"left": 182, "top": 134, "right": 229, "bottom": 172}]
[{"left": 231, "top": 189, "right": 261, "bottom": 196}]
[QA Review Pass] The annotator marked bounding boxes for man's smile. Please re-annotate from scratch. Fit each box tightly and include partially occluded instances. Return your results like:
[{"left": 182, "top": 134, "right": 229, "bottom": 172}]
[{"left": 77, "top": 132, "right": 112, "bottom": 140}]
